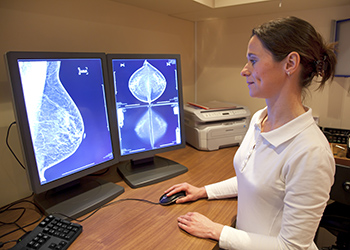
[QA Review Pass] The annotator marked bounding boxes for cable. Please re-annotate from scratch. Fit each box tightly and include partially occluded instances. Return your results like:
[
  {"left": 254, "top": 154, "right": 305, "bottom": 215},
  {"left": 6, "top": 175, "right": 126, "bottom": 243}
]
[
  {"left": 0, "top": 194, "right": 36, "bottom": 213},
  {"left": 0, "top": 207, "right": 26, "bottom": 226},
  {"left": 54, "top": 198, "right": 160, "bottom": 223},
  {"left": 0, "top": 200, "right": 43, "bottom": 240},
  {"left": 5, "top": 121, "right": 25, "bottom": 170},
  {"left": 0, "top": 239, "right": 17, "bottom": 248}
]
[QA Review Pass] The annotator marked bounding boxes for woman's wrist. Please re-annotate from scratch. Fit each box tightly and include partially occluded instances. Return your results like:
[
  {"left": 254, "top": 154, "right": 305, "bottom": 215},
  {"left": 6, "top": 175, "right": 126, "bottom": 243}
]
[
  {"left": 210, "top": 223, "right": 224, "bottom": 241},
  {"left": 199, "top": 186, "right": 208, "bottom": 199}
]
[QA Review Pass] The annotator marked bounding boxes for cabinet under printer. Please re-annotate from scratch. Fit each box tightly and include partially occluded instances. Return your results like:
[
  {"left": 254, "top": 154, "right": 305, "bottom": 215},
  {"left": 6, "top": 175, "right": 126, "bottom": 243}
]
[{"left": 184, "top": 102, "right": 250, "bottom": 151}]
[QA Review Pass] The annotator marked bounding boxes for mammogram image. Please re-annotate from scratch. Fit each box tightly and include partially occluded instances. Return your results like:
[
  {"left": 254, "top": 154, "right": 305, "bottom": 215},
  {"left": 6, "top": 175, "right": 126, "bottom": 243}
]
[
  {"left": 19, "top": 60, "right": 84, "bottom": 182},
  {"left": 114, "top": 58, "right": 181, "bottom": 154}
]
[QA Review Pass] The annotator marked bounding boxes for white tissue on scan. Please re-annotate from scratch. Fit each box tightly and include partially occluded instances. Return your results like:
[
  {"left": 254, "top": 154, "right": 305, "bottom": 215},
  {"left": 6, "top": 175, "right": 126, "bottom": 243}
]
[
  {"left": 135, "top": 109, "right": 167, "bottom": 147},
  {"left": 19, "top": 61, "right": 84, "bottom": 183},
  {"left": 128, "top": 60, "right": 166, "bottom": 103}
]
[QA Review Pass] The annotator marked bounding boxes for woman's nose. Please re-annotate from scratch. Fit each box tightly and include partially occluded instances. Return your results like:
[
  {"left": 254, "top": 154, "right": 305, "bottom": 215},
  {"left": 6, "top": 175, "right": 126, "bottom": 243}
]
[{"left": 240, "top": 64, "right": 250, "bottom": 77}]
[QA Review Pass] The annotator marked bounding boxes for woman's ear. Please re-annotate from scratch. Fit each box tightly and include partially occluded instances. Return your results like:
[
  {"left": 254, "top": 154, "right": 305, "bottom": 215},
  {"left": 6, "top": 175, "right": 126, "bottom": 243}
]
[{"left": 285, "top": 51, "right": 300, "bottom": 76}]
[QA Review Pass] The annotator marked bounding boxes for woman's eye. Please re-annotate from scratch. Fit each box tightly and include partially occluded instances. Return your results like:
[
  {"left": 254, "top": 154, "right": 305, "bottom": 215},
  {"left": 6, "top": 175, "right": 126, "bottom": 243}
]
[{"left": 250, "top": 59, "right": 256, "bottom": 65}]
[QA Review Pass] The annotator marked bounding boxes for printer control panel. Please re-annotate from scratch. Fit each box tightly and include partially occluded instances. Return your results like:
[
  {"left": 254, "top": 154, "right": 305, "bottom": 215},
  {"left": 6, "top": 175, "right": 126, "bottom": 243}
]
[{"left": 201, "top": 108, "right": 247, "bottom": 119}]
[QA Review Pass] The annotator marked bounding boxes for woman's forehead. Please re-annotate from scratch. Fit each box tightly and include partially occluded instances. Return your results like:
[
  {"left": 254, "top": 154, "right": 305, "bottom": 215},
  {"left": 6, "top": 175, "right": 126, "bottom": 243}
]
[{"left": 246, "top": 36, "right": 272, "bottom": 58}]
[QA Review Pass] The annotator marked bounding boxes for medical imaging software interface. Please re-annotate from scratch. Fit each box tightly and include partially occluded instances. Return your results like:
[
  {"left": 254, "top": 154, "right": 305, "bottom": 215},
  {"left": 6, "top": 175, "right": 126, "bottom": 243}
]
[
  {"left": 112, "top": 58, "right": 182, "bottom": 156},
  {"left": 18, "top": 58, "right": 114, "bottom": 185}
]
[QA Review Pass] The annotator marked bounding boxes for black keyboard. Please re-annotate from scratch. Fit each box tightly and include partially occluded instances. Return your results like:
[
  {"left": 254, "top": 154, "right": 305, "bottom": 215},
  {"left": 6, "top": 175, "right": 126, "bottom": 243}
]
[{"left": 10, "top": 214, "right": 82, "bottom": 250}]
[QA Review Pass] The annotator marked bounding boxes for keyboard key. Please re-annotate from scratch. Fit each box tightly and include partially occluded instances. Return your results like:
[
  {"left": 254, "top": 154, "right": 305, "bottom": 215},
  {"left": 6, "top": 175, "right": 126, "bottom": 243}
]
[{"left": 10, "top": 215, "right": 82, "bottom": 250}]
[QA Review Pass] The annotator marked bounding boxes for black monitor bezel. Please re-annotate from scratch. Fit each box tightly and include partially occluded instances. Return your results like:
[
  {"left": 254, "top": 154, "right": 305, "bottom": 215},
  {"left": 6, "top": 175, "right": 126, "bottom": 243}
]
[{"left": 6, "top": 51, "right": 120, "bottom": 194}]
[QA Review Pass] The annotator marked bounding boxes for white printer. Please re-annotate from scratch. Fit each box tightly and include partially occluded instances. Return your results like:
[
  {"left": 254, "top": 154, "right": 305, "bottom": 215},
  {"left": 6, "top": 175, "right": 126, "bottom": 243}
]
[{"left": 184, "top": 101, "right": 250, "bottom": 151}]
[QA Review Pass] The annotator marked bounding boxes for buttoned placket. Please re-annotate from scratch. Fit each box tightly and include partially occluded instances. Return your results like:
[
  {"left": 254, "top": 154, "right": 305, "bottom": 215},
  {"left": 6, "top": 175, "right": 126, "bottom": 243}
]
[
  {"left": 241, "top": 143, "right": 256, "bottom": 172},
  {"left": 240, "top": 123, "right": 264, "bottom": 172}
]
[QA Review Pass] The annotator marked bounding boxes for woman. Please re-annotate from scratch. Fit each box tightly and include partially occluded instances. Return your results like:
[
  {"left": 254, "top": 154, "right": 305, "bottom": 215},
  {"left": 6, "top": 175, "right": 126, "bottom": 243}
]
[{"left": 164, "top": 16, "right": 337, "bottom": 249}]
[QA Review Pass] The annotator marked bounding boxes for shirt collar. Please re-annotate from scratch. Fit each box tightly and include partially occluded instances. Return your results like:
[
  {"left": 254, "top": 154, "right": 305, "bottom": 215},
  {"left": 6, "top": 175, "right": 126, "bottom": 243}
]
[{"left": 254, "top": 107, "right": 315, "bottom": 148}]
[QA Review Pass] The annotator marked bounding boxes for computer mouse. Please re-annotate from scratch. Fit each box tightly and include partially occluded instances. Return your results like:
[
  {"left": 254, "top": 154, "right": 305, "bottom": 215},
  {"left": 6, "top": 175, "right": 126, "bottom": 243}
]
[{"left": 159, "top": 191, "right": 186, "bottom": 206}]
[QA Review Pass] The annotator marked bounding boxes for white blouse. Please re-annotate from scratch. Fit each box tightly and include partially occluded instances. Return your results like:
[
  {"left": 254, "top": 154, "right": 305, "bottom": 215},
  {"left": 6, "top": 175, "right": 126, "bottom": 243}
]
[{"left": 205, "top": 107, "right": 335, "bottom": 250}]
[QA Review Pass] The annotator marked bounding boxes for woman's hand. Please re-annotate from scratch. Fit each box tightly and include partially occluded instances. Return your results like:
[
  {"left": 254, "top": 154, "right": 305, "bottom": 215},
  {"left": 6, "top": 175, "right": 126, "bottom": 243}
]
[
  {"left": 164, "top": 182, "right": 207, "bottom": 204},
  {"left": 177, "top": 212, "right": 224, "bottom": 240}
]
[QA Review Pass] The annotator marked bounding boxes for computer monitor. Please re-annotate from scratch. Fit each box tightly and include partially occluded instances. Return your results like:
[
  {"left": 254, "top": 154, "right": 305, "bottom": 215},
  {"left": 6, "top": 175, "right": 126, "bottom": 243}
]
[
  {"left": 107, "top": 54, "right": 187, "bottom": 188},
  {"left": 6, "top": 51, "right": 124, "bottom": 219}
]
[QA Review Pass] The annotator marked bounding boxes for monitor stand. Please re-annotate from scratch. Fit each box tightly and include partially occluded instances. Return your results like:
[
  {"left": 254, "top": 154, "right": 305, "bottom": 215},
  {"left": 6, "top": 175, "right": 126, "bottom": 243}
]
[
  {"left": 34, "top": 178, "right": 124, "bottom": 220},
  {"left": 117, "top": 156, "right": 188, "bottom": 188}
]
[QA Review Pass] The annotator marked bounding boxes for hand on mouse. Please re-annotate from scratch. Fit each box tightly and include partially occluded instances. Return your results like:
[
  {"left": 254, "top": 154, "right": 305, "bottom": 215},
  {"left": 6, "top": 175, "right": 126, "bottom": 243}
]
[
  {"left": 164, "top": 182, "right": 207, "bottom": 204},
  {"left": 177, "top": 212, "right": 224, "bottom": 240}
]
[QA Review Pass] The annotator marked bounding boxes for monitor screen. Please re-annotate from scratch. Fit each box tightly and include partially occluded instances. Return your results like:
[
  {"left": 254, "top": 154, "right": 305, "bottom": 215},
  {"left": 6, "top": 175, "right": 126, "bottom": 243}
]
[
  {"left": 107, "top": 54, "right": 187, "bottom": 188},
  {"left": 6, "top": 51, "right": 124, "bottom": 219}
]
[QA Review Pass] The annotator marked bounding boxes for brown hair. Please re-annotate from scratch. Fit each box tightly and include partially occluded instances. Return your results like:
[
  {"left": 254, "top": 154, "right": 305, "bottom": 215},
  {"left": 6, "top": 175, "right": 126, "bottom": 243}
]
[{"left": 252, "top": 16, "right": 337, "bottom": 90}]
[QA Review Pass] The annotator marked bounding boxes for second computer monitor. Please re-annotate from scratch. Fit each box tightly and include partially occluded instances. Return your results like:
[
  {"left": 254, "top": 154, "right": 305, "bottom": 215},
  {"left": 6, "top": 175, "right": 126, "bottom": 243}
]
[{"left": 107, "top": 54, "right": 187, "bottom": 188}]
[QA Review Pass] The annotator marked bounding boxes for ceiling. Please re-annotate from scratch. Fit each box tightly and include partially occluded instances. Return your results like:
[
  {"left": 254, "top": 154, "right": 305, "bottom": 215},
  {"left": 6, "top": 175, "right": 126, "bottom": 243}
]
[{"left": 110, "top": 0, "right": 350, "bottom": 22}]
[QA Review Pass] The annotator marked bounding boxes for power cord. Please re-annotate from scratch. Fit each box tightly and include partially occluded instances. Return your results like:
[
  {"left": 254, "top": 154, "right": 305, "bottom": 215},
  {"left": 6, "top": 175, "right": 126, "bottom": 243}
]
[
  {"left": 5, "top": 121, "right": 114, "bottom": 175},
  {"left": 0, "top": 239, "right": 17, "bottom": 249},
  {"left": 0, "top": 199, "right": 43, "bottom": 249},
  {"left": 6, "top": 121, "right": 25, "bottom": 170}
]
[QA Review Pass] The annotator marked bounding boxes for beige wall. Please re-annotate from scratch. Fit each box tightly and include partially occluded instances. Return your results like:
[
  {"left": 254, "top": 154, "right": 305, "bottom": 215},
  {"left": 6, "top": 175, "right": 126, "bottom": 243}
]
[
  {"left": 196, "top": 5, "right": 350, "bottom": 129},
  {"left": 0, "top": 0, "right": 195, "bottom": 206}
]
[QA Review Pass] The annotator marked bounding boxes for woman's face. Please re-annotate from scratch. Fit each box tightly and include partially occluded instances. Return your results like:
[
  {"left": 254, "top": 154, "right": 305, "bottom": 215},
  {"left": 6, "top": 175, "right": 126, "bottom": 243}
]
[{"left": 241, "top": 35, "right": 286, "bottom": 100}]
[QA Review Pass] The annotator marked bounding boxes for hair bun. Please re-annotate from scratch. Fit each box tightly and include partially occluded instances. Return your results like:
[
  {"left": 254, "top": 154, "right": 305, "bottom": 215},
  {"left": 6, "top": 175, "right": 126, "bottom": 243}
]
[{"left": 315, "top": 55, "right": 328, "bottom": 77}]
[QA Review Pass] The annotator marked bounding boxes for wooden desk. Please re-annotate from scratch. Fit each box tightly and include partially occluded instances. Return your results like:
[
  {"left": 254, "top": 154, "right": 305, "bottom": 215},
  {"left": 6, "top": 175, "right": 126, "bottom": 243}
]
[{"left": 0, "top": 145, "right": 238, "bottom": 250}]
